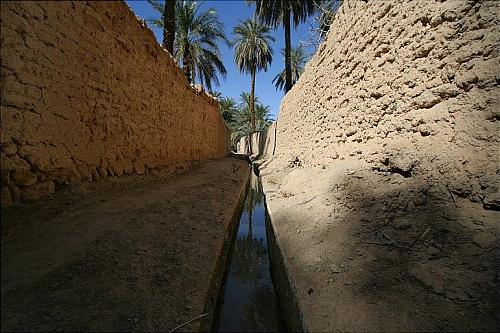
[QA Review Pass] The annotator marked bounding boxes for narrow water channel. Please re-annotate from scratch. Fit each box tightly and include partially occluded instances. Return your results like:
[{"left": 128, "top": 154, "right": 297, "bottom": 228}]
[{"left": 213, "top": 171, "right": 284, "bottom": 332}]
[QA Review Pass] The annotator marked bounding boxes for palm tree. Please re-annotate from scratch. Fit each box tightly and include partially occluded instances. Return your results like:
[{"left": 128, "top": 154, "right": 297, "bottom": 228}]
[
  {"left": 250, "top": 0, "right": 316, "bottom": 93},
  {"left": 318, "top": 0, "right": 342, "bottom": 36},
  {"left": 272, "top": 45, "right": 307, "bottom": 91},
  {"left": 148, "top": 1, "right": 229, "bottom": 91},
  {"left": 233, "top": 19, "right": 274, "bottom": 132},
  {"left": 146, "top": 0, "right": 175, "bottom": 54},
  {"left": 230, "top": 92, "right": 273, "bottom": 143},
  {"left": 219, "top": 97, "right": 238, "bottom": 123},
  {"left": 163, "top": 0, "right": 176, "bottom": 54}
]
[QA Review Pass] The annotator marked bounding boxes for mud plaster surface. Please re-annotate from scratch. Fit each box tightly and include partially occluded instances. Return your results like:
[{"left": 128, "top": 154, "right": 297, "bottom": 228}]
[
  {"left": 260, "top": 159, "right": 498, "bottom": 331},
  {"left": 256, "top": 0, "right": 499, "bottom": 331},
  {"left": 1, "top": 158, "right": 248, "bottom": 332}
]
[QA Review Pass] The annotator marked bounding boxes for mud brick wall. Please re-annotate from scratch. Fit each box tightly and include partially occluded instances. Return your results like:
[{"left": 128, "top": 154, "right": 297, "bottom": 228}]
[
  {"left": 274, "top": 0, "right": 499, "bottom": 202},
  {"left": 1, "top": 1, "right": 231, "bottom": 206}
]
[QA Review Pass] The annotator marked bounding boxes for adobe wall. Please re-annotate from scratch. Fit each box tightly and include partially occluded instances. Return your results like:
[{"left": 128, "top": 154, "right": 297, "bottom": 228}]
[
  {"left": 255, "top": 1, "right": 499, "bottom": 330},
  {"left": 273, "top": 0, "right": 499, "bottom": 203},
  {"left": 1, "top": 1, "right": 230, "bottom": 206}
]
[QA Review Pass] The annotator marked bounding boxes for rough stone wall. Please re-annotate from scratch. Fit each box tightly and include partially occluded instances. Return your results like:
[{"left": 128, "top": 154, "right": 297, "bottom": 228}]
[
  {"left": 274, "top": 0, "right": 499, "bottom": 202},
  {"left": 258, "top": 1, "right": 499, "bottom": 330},
  {"left": 0, "top": 1, "right": 230, "bottom": 206},
  {"left": 236, "top": 127, "right": 274, "bottom": 160}
]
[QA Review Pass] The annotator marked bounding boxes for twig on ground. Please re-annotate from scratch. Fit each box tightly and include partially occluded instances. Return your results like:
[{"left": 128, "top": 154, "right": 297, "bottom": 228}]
[
  {"left": 381, "top": 232, "right": 393, "bottom": 242},
  {"left": 408, "top": 227, "right": 431, "bottom": 249},
  {"left": 363, "top": 240, "right": 406, "bottom": 249},
  {"left": 169, "top": 313, "right": 211, "bottom": 333},
  {"left": 298, "top": 195, "right": 317, "bottom": 205},
  {"left": 363, "top": 241, "right": 394, "bottom": 246},
  {"left": 420, "top": 227, "right": 431, "bottom": 240},
  {"left": 313, "top": 237, "right": 325, "bottom": 246},
  {"left": 446, "top": 186, "right": 457, "bottom": 207},
  {"left": 232, "top": 162, "right": 241, "bottom": 173}
]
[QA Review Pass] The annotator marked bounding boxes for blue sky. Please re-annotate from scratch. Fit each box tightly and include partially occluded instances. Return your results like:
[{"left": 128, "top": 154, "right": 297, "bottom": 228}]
[{"left": 125, "top": 0, "right": 320, "bottom": 119}]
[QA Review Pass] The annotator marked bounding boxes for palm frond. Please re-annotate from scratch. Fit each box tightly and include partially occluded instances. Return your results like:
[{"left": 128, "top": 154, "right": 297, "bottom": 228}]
[{"left": 272, "top": 45, "right": 308, "bottom": 91}]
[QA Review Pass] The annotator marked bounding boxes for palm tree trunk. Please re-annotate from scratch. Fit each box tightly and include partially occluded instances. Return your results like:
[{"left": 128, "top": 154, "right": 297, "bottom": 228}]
[
  {"left": 250, "top": 68, "right": 256, "bottom": 133},
  {"left": 284, "top": 8, "right": 292, "bottom": 93},
  {"left": 183, "top": 48, "right": 192, "bottom": 84},
  {"left": 248, "top": 188, "right": 254, "bottom": 239},
  {"left": 162, "top": 0, "right": 175, "bottom": 55}
]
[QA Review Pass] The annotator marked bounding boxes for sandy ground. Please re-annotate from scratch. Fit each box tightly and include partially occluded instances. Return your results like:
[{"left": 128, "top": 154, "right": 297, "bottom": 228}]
[
  {"left": 259, "top": 157, "right": 499, "bottom": 332},
  {"left": 1, "top": 158, "right": 249, "bottom": 332}
]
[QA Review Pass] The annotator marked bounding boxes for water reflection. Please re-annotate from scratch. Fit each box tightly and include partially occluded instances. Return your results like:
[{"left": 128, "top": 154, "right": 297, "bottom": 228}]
[{"left": 214, "top": 172, "right": 283, "bottom": 332}]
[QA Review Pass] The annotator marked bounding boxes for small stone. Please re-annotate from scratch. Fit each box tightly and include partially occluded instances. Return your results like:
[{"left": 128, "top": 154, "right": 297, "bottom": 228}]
[
  {"left": 419, "top": 126, "right": 432, "bottom": 137},
  {"left": 97, "top": 166, "right": 108, "bottom": 178},
  {"left": 446, "top": 290, "right": 471, "bottom": 302},
  {"left": 8, "top": 184, "right": 21, "bottom": 202},
  {"left": 3, "top": 143, "right": 18, "bottom": 156},
  {"left": 307, "top": 288, "right": 314, "bottom": 295},
  {"left": 472, "top": 232, "right": 495, "bottom": 249},
  {"left": 409, "top": 265, "right": 445, "bottom": 295},
  {"left": 346, "top": 127, "right": 357, "bottom": 137},
  {"left": 483, "top": 193, "right": 500, "bottom": 211},
  {"left": 13, "top": 170, "right": 38, "bottom": 186},
  {"left": 330, "top": 265, "right": 342, "bottom": 273},
  {"left": 21, "top": 180, "right": 55, "bottom": 201},
  {"left": 393, "top": 218, "right": 412, "bottom": 230},
  {"left": 414, "top": 193, "right": 427, "bottom": 206},
  {"left": 427, "top": 246, "right": 443, "bottom": 260},
  {"left": 1, "top": 186, "right": 12, "bottom": 206}
]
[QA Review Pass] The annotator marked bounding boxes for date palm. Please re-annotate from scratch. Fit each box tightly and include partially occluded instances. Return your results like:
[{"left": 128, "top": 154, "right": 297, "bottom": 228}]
[
  {"left": 226, "top": 92, "right": 272, "bottom": 145},
  {"left": 148, "top": 1, "right": 229, "bottom": 91},
  {"left": 238, "top": 92, "right": 273, "bottom": 130},
  {"left": 219, "top": 96, "right": 238, "bottom": 123},
  {"left": 319, "top": 0, "right": 342, "bottom": 36},
  {"left": 272, "top": 45, "right": 307, "bottom": 91},
  {"left": 146, "top": 0, "right": 175, "bottom": 54},
  {"left": 250, "top": 0, "right": 316, "bottom": 93},
  {"left": 234, "top": 93, "right": 272, "bottom": 135},
  {"left": 233, "top": 19, "right": 274, "bottom": 132}
]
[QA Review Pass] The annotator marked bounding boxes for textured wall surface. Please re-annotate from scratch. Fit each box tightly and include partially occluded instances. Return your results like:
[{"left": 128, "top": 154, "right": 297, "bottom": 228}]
[
  {"left": 257, "top": 1, "right": 499, "bottom": 331},
  {"left": 0, "top": 1, "right": 230, "bottom": 206},
  {"left": 274, "top": 0, "right": 499, "bottom": 201}
]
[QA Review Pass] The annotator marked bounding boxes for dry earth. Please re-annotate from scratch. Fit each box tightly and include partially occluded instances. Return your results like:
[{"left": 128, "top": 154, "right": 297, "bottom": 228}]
[
  {"left": 259, "top": 157, "right": 499, "bottom": 332},
  {"left": 1, "top": 158, "right": 248, "bottom": 332}
]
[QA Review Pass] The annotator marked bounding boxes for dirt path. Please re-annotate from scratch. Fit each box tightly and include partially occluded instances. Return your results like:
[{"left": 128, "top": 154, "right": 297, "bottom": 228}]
[
  {"left": 260, "top": 158, "right": 499, "bottom": 332},
  {"left": 1, "top": 158, "right": 249, "bottom": 332}
]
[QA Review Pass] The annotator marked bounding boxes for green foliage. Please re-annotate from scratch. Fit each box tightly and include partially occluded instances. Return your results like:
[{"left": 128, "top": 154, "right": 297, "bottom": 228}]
[
  {"left": 232, "top": 18, "right": 274, "bottom": 132},
  {"left": 318, "top": 0, "right": 343, "bottom": 36},
  {"left": 272, "top": 45, "right": 308, "bottom": 91},
  {"left": 249, "top": 0, "right": 317, "bottom": 28},
  {"left": 218, "top": 96, "right": 238, "bottom": 123},
  {"left": 249, "top": 0, "right": 316, "bottom": 93},
  {"left": 232, "top": 19, "right": 275, "bottom": 74},
  {"left": 148, "top": 0, "right": 229, "bottom": 92},
  {"left": 216, "top": 92, "right": 273, "bottom": 146}
]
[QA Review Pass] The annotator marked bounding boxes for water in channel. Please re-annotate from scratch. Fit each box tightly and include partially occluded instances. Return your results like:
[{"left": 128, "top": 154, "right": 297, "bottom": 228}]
[{"left": 213, "top": 171, "right": 284, "bottom": 332}]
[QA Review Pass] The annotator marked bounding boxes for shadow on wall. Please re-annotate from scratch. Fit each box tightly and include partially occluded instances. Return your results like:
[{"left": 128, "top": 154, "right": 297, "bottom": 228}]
[{"left": 283, "top": 168, "right": 498, "bottom": 331}]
